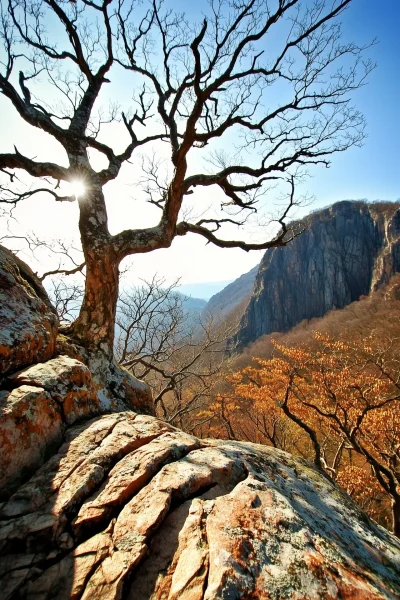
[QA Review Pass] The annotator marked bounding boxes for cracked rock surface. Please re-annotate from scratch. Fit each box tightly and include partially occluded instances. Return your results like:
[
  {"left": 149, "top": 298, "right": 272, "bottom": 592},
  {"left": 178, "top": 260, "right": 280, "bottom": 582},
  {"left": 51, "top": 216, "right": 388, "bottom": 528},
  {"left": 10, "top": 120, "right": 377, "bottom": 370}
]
[
  {"left": 0, "top": 356, "right": 102, "bottom": 500},
  {"left": 1, "top": 412, "right": 399, "bottom": 600}
]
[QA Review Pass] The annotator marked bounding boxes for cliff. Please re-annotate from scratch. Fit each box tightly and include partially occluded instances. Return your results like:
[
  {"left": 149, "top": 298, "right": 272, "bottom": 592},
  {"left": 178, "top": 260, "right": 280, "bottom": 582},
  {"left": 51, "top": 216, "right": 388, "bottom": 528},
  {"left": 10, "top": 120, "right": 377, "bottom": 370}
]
[
  {"left": 231, "top": 201, "right": 400, "bottom": 350},
  {"left": 1, "top": 245, "right": 400, "bottom": 599}
]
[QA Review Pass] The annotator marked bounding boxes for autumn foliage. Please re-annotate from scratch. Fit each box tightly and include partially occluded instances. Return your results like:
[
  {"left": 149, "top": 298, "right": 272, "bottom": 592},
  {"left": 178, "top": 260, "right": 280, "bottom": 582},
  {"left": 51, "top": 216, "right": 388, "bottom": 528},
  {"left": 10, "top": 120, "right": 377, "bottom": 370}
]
[{"left": 203, "top": 285, "right": 400, "bottom": 535}]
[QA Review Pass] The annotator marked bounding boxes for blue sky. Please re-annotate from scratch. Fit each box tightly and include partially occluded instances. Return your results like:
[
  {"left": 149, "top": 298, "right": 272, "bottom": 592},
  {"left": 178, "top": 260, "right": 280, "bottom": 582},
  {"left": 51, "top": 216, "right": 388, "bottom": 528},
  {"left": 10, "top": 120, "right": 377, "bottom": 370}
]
[
  {"left": 304, "top": 0, "right": 400, "bottom": 207},
  {"left": 179, "top": 0, "right": 400, "bottom": 291},
  {"left": 168, "top": 0, "right": 399, "bottom": 209}
]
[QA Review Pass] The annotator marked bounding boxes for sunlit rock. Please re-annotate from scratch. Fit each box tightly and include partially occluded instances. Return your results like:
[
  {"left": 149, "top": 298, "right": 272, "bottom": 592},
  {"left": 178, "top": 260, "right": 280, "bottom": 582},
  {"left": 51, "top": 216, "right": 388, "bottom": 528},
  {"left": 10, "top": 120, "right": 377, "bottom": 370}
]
[{"left": 0, "top": 413, "right": 399, "bottom": 599}]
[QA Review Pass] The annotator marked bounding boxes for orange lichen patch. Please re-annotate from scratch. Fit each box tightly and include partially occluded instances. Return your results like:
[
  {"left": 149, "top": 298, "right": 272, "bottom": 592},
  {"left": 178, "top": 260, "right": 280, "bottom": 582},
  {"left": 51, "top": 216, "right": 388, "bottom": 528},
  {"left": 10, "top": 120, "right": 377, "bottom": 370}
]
[
  {"left": 304, "top": 552, "right": 392, "bottom": 599},
  {"left": 0, "top": 385, "right": 63, "bottom": 499},
  {"left": 0, "top": 415, "right": 128, "bottom": 519}
]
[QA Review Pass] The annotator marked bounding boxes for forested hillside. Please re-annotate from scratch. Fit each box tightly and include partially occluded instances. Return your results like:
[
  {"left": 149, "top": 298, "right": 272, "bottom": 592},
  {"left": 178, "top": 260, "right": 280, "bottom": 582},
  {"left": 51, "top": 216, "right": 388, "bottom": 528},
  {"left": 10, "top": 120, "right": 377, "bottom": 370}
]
[{"left": 205, "top": 275, "right": 400, "bottom": 534}]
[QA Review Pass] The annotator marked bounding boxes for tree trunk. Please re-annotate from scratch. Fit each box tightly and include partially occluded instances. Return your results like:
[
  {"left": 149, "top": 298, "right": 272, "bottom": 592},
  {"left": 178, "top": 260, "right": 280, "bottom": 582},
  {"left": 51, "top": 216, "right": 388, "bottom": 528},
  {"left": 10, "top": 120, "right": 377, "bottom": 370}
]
[
  {"left": 72, "top": 249, "right": 119, "bottom": 362},
  {"left": 62, "top": 182, "right": 153, "bottom": 414},
  {"left": 68, "top": 250, "right": 153, "bottom": 414},
  {"left": 392, "top": 497, "right": 400, "bottom": 538}
]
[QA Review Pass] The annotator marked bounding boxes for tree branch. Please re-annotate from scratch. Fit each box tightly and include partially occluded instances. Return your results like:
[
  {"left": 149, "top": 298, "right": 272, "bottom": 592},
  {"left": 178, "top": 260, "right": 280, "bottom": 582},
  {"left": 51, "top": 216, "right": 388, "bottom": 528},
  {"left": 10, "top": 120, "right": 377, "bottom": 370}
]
[{"left": 0, "top": 150, "right": 68, "bottom": 181}]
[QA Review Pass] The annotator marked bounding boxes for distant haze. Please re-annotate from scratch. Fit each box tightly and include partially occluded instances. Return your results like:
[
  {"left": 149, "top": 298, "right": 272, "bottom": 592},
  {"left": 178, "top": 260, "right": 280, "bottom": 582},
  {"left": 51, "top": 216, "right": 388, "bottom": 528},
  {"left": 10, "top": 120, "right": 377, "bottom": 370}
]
[{"left": 178, "top": 280, "right": 234, "bottom": 300}]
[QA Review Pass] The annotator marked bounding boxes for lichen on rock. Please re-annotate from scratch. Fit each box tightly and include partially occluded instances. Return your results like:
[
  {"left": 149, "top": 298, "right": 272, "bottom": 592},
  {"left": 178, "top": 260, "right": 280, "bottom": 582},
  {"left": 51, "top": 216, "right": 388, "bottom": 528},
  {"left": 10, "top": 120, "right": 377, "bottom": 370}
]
[
  {"left": 8, "top": 355, "right": 100, "bottom": 425},
  {"left": 0, "top": 413, "right": 399, "bottom": 599},
  {"left": 0, "top": 385, "right": 63, "bottom": 500}
]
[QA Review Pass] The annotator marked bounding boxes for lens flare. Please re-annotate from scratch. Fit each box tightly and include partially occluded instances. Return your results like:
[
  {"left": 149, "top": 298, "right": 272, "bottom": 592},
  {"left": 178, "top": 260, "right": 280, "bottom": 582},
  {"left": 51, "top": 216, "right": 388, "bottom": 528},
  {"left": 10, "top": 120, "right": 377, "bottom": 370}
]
[{"left": 70, "top": 179, "right": 86, "bottom": 199}]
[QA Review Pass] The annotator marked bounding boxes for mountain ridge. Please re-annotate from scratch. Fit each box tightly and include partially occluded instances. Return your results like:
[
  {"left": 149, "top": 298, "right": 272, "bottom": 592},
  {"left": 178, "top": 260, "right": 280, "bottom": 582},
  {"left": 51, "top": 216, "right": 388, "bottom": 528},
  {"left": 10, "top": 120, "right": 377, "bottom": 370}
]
[{"left": 229, "top": 200, "right": 400, "bottom": 350}]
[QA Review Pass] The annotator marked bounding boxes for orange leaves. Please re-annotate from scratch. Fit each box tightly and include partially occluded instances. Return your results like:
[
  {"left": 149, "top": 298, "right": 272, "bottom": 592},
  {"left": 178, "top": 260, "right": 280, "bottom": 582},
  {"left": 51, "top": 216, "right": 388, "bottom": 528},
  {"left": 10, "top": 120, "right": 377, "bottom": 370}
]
[
  {"left": 222, "top": 330, "right": 400, "bottom": 531},
  {"left": 336, "top": 465, "right": 391, "bottom": 525}
]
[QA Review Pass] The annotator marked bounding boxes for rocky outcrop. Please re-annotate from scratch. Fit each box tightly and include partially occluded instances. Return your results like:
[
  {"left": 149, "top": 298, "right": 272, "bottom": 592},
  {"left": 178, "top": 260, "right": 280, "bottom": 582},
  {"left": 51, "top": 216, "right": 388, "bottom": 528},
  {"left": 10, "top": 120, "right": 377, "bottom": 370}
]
[
  {"left": 205, "top": 264, "right": 258, "bottom": 321},
  {"left": 0, "top": 412, "right": 399, "bottom": 599},
  {"left": 0, "top": 385, "right": 63, "bottom": 501},
  {"left": 231, "top": 201, "right": 400, "bottom": 349},
  {"left": 0, "top": 246, "right": 100, "bottom": 498},
  {"left": 1, "top": 242, "right": 400, "bottom": 598},
  {"left": 0, "top": 246, "right": 153, "bottom": 500},
  {"left": 0, "top": 352, "right": 156, "bottom": 501},
  {"left": 9, "top": 355, "right": 101, "bottom": 423},
  {"left": 0, "top": 245, "right": 58, "bottom": 377},
  {"left": 0, "top": 356, "right": 100, "bottom": 500}
]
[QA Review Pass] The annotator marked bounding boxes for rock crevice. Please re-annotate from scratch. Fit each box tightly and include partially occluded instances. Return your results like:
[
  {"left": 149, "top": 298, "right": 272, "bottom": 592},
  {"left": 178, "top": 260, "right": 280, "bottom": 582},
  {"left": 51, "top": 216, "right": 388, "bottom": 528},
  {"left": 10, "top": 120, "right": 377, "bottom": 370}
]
[{"left": 1, "top": 414, "right": 400, "bottom": 600}]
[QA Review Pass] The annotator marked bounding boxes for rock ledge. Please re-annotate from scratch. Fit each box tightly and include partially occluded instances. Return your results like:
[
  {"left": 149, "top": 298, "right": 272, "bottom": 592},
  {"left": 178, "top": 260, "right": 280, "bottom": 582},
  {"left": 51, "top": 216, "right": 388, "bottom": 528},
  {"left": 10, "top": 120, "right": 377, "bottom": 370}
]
[{"left": 0, "top": 412, "right": 399, "bottom": 600}]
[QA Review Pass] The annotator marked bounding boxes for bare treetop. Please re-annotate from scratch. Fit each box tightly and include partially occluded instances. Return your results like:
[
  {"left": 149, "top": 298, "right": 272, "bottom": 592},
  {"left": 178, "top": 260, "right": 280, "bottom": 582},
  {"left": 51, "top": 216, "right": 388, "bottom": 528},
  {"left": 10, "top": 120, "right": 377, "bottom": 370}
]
[{"left": 0, "top": 0, "right": 374, "bottom": 373}]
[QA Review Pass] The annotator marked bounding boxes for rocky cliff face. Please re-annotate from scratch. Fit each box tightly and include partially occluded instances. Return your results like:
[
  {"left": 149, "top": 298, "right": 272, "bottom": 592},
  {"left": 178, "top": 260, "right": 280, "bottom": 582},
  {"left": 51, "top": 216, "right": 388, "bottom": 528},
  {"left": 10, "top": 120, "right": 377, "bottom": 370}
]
[
  {"left": 1, "top": 244, "right": 400, "bottom": 599},
  {"left": 231, "top": 201, "right": 400, "bottom": 350}
]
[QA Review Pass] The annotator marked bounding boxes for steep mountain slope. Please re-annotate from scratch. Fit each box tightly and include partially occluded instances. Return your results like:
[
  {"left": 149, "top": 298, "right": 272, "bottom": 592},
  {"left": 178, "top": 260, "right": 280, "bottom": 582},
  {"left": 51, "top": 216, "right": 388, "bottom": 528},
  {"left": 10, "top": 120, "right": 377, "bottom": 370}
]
[
  {"left": 231, "top": 200, "right": 400, "bottom": 350},
  {"left": 205, "top": 264, "right": 259, "bottom": 321},
  {"left": 233, "top": 273, "right": 400, "bottom": 367}
]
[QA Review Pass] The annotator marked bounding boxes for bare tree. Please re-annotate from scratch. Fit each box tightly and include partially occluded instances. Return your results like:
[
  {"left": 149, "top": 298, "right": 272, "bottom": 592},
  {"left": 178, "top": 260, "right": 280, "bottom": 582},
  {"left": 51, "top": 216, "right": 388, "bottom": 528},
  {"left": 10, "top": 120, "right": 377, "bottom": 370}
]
[
  {"left": 0, "top": 231, "right": 86, "bottom": 320},
  {"left": 0, "top": 232, "right": 84, "bottom": 277},
  {"left": 116, "top": 277, "right": 232, "bottom": 428},
  {"left": 49, "top": 278, "right": 84, "bottom": 323},
  {"left": 0, "top": 0, "right": 373, "bottom": 397},
  {"left": 116, "top": 276, "right": 185, "bottom": 369}
]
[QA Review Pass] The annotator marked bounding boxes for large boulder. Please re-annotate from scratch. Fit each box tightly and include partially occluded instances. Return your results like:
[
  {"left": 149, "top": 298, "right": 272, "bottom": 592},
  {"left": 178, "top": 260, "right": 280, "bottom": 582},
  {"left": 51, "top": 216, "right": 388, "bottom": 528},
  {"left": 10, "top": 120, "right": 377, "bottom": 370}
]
[
  {"left": 8, "top": 355, "right": 100, "bottom": 425},
  {"left": 0, "top": 356, "right": 101, "bottom": 500},
  {"left": 0, "top": 386, "right": 63, "bottom": 501},
  {"left": 0, "top": 412, "right": 399, "bottom": 600},
  {"left": 0, "top": 245, "right": 58, "bottom": 377}
]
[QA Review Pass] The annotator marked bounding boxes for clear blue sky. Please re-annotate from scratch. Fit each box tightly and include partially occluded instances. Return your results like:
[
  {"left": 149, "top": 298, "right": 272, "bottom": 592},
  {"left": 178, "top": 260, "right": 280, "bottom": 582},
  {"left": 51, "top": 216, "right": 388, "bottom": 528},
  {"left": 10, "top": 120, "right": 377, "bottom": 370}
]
[
  {"left": 169, "top": 0, "right": 400, "bottom": 208},
  {"left": 305, "top": 0, "right": 400, "bottom": 207}
]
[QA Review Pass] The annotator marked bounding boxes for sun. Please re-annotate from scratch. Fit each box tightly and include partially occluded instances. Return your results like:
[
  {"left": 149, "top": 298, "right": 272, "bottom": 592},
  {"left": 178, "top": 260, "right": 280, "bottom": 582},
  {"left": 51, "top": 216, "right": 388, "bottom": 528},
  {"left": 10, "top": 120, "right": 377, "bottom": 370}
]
[{"left": 69, "top": 179, "right": 86, "bottom": 199}]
